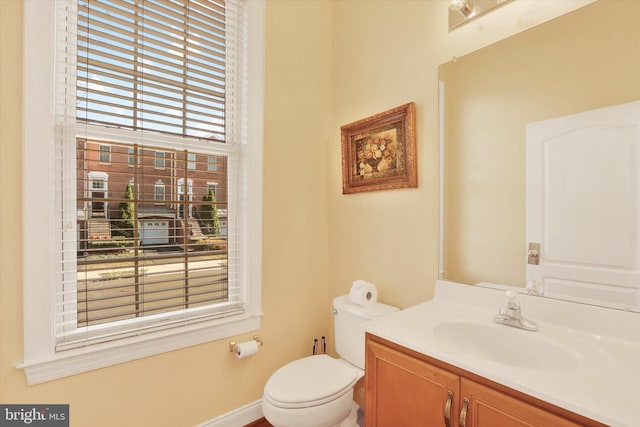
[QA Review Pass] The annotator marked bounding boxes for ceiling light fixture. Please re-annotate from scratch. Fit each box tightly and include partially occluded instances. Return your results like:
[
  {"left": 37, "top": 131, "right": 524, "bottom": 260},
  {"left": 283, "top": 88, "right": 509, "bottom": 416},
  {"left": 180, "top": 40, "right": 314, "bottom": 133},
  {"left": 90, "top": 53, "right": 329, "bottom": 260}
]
[{"left": 449, "top": 0, "right": 475, "bottom": 18}]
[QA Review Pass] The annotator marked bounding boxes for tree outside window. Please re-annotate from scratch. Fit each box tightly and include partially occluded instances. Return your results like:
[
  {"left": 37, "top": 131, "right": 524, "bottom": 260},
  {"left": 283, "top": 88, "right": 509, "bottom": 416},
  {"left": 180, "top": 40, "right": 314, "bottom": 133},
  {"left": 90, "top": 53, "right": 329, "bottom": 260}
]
[
  {"left": 117, "top": 182, "right": 135, "bottom": 238},
  {"left": 200, "top": 188, "right": 220, "bottom": 236}
]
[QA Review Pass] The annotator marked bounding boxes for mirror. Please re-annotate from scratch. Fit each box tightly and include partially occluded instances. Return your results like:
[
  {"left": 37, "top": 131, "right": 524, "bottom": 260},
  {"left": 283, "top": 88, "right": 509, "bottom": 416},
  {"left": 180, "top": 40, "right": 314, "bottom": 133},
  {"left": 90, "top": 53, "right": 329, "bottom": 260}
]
[{"left": 439, "top": 0, "right": 640, "bottom": 309}]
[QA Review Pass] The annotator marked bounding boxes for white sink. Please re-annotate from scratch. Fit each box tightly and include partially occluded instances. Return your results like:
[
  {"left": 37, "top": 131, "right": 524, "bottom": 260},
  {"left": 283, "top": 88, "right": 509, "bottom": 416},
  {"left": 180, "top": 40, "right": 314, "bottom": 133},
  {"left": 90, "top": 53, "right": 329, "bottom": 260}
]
[
  {"left": 432, "top": 321, "right": 579, "bottom": 371},
  {"left": 363, "top": 280, "right": 640, "bottom": 426}
]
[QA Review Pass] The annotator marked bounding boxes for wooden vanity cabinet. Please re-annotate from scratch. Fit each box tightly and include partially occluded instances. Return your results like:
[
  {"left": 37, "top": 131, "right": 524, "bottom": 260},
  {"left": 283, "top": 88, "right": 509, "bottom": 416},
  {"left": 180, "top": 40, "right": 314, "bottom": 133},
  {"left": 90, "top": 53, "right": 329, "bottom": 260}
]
[
  {"left": 364, "top": 334, "right": 460, "bottom": 426},
  {"left": 459, "top": 379, "right": 584, "bottom": 427},
  {"left": 365, "top": 334, "right": 606, "bottom": 427}
]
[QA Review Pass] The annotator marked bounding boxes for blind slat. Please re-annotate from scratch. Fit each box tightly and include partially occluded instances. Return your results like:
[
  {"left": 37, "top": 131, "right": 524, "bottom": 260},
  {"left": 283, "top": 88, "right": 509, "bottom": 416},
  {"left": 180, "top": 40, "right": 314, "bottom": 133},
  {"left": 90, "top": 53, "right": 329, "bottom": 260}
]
[
  {"left": 78, "top": 1, "right": 226, "bottom": 44},
  {"left": 79, "top": 0, "right": 227, "bottom": 37},
  {"left": 76, "top": 62, "right": 227, "bottom": 105},
  {"left": 77, "top": 51, "right": 227, "bottom": 95},
  {"left": 77, "top": 92, "right": 226, "bottom": 121},
  {"left": 77, "top": 26, "right": 227, "bottom": 73}
]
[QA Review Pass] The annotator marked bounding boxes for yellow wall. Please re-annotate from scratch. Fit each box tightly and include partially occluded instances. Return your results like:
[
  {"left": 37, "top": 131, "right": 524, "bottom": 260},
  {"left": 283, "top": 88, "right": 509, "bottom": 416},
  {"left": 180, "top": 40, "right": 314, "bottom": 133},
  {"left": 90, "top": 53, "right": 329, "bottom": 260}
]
[
  {"left": 325, "top": 0, "right": 580, "bottom": 307},
  {"left": 0, "top": 0, "right": 624, "bottom": 426},
  {"left": 328, "top": 1, "right": 442, "bottom": 309},
  {"left": 441, "top": 0, "right": 640, "bottom": 286}
]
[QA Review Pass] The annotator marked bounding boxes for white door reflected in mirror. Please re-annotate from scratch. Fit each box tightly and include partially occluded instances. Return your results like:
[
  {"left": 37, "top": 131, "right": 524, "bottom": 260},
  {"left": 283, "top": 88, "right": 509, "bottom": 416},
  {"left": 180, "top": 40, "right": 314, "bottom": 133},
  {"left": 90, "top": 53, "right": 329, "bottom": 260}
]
[{"left": 525, "top": 100, "right": 640, "bottom": 308}]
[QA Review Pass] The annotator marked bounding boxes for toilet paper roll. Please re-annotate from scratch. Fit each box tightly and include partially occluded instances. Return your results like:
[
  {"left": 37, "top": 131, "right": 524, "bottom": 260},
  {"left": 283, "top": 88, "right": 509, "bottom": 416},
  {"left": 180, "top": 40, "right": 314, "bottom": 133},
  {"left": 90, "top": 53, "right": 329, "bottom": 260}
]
[
  {"left": 349, "top": 279, "right": 378, "bottom": 307},
  {"left": 235, "top": 340, "right": 260, "bottom": 359}
]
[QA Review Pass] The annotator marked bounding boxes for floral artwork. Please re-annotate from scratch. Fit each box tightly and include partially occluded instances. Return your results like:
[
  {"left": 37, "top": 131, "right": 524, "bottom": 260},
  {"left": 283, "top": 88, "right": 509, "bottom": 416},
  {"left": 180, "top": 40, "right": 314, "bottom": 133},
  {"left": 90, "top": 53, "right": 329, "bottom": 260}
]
[
  {"left": 341, "top": 102, "right": 417, "bottom": 194},
  {"left": 355, "top": 128, "right": 399, "bottom": 176}
]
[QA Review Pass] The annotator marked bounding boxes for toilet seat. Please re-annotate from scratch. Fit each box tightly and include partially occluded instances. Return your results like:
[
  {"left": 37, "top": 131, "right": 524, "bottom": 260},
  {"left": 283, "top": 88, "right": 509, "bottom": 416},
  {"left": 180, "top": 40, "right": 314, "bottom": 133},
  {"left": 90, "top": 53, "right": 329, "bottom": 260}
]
[{"left": 263, "top": 354, "right": 359, "bottom": 409}]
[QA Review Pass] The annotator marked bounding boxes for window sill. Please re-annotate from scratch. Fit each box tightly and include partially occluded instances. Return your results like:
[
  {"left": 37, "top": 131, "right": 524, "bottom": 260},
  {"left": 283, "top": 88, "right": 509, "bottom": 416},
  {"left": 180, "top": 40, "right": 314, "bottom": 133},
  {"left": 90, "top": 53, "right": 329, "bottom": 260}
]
[{"left": 18, "top": 313, "right": 262, "bottom": 385}]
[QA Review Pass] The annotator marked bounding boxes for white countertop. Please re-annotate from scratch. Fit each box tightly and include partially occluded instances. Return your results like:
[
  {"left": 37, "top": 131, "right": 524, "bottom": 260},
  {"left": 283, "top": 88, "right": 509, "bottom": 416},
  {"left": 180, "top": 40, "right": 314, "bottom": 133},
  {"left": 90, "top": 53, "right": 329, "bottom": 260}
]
[{"left": 363, "top": 280, "right": 640, "bottom": 427}]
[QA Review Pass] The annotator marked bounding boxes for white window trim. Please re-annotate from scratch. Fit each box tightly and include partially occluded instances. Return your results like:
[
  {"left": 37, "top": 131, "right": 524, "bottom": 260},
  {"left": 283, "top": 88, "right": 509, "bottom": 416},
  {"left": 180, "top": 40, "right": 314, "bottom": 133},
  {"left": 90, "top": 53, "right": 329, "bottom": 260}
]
[
  {"left": 19, "top": 0, "right": 265, "bottom": 385},
  {"left": 207, "top": 182, "right": 219, "bottom": 196},
  {"left": 88, "top": 171, "right": 109, "bottom": 217},
  {"left": 154, "top": 180, "right": 165, "bottom": 202},
  {"left": 177, "top": 177, "right": 194, "bottom": 217}
]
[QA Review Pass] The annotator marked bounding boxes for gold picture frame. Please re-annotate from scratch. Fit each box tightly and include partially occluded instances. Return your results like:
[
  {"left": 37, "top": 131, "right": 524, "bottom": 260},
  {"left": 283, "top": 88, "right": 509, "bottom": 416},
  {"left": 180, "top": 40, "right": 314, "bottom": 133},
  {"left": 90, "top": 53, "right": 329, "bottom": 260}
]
[{"left": 341, "top": 102, "right": 417, "bottom": 194}]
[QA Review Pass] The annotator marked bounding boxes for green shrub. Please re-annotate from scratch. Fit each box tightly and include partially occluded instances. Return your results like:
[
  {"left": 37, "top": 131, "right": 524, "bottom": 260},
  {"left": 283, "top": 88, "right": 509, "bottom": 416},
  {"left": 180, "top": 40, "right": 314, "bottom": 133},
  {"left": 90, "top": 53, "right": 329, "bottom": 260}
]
[{"left": 192, "top": 238, "right": 227, "bottom": 252}]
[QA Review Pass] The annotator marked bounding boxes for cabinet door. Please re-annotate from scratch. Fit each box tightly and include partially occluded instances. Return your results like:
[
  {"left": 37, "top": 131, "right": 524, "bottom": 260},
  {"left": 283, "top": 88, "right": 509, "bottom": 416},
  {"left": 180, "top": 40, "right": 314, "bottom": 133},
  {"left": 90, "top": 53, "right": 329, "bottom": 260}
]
[
  {"left": 366, "top": 338, "right": 460, "bottom": 427},
  {"left": 460, "top": 379, "right": 582, "bottom": 427}
]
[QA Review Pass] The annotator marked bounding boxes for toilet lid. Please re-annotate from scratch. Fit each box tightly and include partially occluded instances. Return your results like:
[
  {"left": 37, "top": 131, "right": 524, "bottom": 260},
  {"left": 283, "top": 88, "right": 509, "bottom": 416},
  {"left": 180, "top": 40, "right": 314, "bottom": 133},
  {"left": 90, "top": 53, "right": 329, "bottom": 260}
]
[{"left": 264, "top": 355, "right": 359, "bottom": 408}]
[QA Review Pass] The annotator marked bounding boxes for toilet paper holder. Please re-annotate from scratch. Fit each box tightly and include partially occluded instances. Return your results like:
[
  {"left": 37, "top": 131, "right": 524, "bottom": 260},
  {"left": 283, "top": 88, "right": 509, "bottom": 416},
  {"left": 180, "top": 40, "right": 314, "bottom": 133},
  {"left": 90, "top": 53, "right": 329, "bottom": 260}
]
[{"left": 229, "top": 335, "right": 263, "bottom": 353}]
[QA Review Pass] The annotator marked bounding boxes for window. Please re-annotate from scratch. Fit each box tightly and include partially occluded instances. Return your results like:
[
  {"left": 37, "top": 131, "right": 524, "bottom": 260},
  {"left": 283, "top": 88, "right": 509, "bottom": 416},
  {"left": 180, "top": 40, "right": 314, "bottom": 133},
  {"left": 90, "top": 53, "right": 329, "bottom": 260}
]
[
  {"left": 87, "top": 171, "right": 109, "bottom": 218},
  {"left": 187, "top": 153, "right": 197, "bottom": 170},
  {"left": 154, "top": 180, "right": 165, "bottom": 202},
  {"left": 208, "top": 156, "right": 218, "bottom": 172},
  {"left": 154, "top": 151, "right": 165, "bottom": 169},
  {"left": 207, "top": 182, "right": 218, "bottom": 197},
  {"left": 177, "top": 177, "right": 194, "bottom": 218},
  {"left": 91, "top": 180, "right": 104, "bottom": 190},
  {"left": 99, "top": 145, "right": 111, "bottom": 163},
  {"left": 21, "top": 0, "right": 265, "bottom": 384}
]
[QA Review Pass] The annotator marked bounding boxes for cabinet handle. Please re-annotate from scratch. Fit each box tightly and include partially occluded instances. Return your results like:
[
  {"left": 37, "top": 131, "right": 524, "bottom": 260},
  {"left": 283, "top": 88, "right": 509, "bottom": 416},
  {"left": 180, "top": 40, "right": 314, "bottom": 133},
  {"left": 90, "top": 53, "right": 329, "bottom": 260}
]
[
  {"left": 459, "top": 397, "right": 469, "bottom": 427},
  {"left": 444, "top": 390, "right": 454, "bottom": 427}
]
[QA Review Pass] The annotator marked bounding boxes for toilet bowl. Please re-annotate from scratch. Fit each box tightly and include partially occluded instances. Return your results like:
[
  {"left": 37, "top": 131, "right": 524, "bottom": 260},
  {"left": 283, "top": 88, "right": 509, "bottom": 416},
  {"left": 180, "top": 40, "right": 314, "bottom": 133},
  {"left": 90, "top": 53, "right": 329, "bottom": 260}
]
[
  {"left": 263, "top": 355, "right": 361, "bottom": 427},
  {"left": 262, "top": 295, "right": 399, "bottom": 427}
]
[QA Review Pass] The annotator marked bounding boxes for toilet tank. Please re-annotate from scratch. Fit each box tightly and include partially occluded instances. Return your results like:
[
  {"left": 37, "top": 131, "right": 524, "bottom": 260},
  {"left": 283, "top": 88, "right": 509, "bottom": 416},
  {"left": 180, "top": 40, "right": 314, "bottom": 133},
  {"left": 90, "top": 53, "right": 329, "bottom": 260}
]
[{"left": 333, "top": 295, "right": 399, "bottom": 369}]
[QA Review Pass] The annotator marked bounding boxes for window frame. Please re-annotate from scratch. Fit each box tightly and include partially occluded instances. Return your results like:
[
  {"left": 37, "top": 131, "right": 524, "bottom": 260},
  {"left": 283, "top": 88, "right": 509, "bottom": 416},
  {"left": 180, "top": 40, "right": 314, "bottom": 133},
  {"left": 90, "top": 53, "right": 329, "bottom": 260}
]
[
  {"left": 187, "top": 153, "right": 197, "bottom": 170},
  {"left": 154, "top": 180, "right": 165, "bottom": 203},
  {"left": 207, "top": 182, "right": 218, "bottom": 197},
  {"left": 208, "top": 155, "right": 219, "bottom": 172},
  {"left": 98, "top": 144, "right": 111, "bottom": 163},
  {"left": 20, "top": 0, "right": 265, "bottom": 385},
  {"left": 87, "top": 171, "right": 109, "bottom": 217},
  {"left": 154, "top": 151, "right": 166, "bottom": 169}
]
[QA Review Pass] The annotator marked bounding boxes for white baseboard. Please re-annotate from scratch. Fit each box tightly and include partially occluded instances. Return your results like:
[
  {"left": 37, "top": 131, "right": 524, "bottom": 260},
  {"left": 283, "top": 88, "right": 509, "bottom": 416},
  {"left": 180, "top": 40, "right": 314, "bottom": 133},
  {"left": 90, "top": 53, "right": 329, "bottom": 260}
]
[{"left": 195, "top": 399, "right": 264, "bottom": 427}]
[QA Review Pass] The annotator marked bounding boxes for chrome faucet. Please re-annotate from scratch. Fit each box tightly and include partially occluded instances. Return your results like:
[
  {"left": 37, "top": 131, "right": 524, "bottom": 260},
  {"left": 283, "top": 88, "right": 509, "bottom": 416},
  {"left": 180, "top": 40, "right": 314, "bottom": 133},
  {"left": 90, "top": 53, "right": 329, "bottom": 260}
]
[{"left": 493, "top": 291, "right": 539, "bottom": 332}]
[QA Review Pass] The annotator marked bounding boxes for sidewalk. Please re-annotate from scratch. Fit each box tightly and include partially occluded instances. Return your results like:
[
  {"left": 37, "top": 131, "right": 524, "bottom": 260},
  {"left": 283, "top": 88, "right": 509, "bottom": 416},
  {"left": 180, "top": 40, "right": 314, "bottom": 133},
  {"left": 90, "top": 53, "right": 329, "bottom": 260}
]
[{"left": 77, "top": 258, "right": 226, "bottom": 281}]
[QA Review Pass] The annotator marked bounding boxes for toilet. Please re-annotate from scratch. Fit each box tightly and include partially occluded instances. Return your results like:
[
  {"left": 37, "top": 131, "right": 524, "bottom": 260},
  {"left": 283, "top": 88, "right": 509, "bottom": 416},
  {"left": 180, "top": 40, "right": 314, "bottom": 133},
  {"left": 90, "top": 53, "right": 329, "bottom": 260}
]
[{"left": 262, "top": 295, "right": 399, "bottom": 427}]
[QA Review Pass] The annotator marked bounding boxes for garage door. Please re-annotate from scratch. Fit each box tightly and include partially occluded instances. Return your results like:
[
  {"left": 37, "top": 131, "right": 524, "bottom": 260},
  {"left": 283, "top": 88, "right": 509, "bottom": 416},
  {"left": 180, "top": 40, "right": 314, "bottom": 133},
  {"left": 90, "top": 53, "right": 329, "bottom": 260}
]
[{"left": 139, "top": 220, "right": 169, "bottom": 245}]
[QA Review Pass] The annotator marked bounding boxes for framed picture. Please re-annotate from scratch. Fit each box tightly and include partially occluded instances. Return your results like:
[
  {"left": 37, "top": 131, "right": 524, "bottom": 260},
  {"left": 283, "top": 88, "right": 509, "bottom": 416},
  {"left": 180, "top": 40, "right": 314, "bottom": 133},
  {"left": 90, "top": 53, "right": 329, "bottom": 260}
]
[{"left": 341, "top": 102, "right": 417, "bottom": 194}]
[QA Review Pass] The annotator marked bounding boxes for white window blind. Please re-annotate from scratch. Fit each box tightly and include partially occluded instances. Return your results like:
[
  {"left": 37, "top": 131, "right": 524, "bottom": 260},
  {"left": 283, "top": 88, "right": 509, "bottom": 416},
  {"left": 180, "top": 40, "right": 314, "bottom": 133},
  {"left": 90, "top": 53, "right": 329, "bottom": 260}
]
[
  {"left": 20, "top": 0, "right": 262, "bottom": 384},
  {"left": 52, "top": 0, "right": 252, "bottom": 350},
  {"left": 76, "top": 0, "right": 228, "bottom": 140}
]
